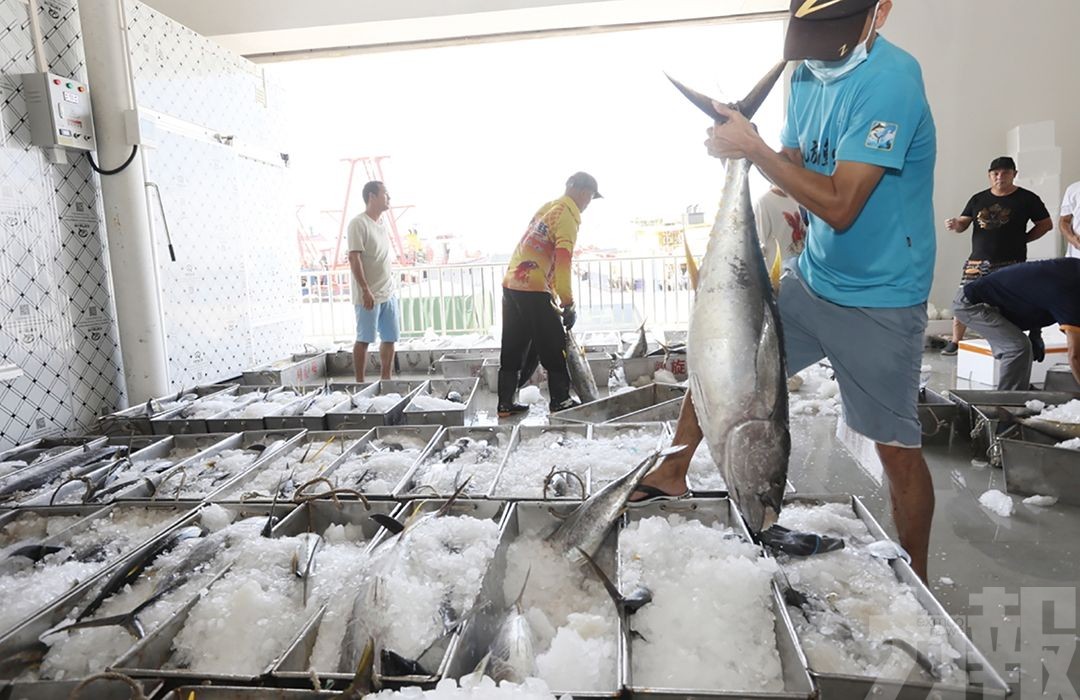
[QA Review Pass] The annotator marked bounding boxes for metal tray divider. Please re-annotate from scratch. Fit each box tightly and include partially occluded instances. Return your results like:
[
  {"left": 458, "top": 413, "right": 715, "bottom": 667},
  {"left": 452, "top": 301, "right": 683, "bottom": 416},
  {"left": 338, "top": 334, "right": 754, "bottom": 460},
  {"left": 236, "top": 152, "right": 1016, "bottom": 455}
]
[{"left": 204, "top": 387, "right": 293, "bottom": 434}]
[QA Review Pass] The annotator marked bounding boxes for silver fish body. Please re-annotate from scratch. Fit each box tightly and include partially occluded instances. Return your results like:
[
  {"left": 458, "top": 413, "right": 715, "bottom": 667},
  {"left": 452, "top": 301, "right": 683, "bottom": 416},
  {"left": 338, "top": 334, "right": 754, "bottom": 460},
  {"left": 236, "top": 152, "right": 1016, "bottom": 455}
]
[
  {"left": 565, "top": 330, "right": 600, "bottom": 404},
  {"left": 687, "top": 157, "right": 789, "bottom": 533},
  {"left": 547, "top": 445, "right": 683, "bottom": 565}
]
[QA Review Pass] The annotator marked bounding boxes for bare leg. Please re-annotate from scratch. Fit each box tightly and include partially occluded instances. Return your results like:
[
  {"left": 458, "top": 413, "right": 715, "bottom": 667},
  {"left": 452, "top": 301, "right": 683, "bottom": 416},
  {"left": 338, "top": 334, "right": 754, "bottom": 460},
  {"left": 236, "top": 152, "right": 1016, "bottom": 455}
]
[
  {"left": 951, "top": 318, "right": 966, "bottom": 344},
  {"left": 353, "top": 341, "right": 369, "bottom": 382},
  {"left": 379, "top": 342, "right": 395, "bottom": 380},
  {"left": 876, "top": 443, "right": 934, "bottom": 583},
  {"left": 632, "top": 391, "right": 703, "bottom": 499}
]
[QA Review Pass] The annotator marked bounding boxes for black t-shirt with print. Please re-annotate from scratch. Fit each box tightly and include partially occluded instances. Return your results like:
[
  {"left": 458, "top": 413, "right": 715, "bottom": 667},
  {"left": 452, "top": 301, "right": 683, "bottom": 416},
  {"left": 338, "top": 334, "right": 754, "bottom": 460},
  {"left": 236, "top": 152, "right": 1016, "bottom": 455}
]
[
  {"left": 964, "top": 258, "right": 1080, "bottom": 331},
  {"left": 961, "top": 187, "right": 1050, "bottom": 263}
]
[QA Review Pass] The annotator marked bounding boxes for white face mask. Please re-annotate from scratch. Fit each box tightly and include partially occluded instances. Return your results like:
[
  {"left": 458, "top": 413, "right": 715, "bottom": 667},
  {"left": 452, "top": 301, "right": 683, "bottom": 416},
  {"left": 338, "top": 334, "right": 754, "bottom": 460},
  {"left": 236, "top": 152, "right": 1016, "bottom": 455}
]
[{"left": 804, "top": 2, "right": 880, "bottom": 84}]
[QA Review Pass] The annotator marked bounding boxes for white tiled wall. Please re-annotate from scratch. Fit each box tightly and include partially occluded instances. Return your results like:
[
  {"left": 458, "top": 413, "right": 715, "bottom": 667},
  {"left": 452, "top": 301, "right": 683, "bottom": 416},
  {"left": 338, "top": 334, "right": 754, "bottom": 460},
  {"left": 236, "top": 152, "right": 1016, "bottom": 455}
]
[
  {"left": 127, "top": 0, "right": 300, "bottom": 390},
  {"left": 0, "top": 0, "right": 299, "bottom": 449},
  {"left": 0, "top": 0, "right": 125, "bottom": 449}
]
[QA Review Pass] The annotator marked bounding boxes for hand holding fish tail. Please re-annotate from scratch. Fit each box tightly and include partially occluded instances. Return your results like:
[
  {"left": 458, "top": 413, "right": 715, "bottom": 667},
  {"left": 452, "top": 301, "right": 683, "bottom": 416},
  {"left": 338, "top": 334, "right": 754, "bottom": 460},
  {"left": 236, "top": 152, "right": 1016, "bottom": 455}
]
[{"left": 705, "top": 102, "right": 765, "bottom": 161}]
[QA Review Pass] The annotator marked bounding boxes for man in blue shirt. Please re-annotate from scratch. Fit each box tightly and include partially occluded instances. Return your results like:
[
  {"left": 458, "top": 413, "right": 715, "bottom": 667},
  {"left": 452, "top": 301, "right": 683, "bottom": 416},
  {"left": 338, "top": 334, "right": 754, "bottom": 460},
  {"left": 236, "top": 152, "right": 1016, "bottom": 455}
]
[{"left": 634, "top": 0, "right": 937, "bottom": 581}]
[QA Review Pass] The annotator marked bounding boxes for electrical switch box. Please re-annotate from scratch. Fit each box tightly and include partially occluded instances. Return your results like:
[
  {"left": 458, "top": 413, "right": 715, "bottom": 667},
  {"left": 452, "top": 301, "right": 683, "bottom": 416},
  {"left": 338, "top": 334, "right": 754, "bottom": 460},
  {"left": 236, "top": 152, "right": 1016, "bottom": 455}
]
[{"left": 21, "top": 72, "right": 96, "bottom": 152}]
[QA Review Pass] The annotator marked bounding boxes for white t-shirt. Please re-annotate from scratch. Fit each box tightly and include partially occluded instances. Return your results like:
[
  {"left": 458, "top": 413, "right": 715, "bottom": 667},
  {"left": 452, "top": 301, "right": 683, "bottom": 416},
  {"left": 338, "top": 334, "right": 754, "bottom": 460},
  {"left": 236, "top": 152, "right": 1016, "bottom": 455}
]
[
  {"left": 1061, "top": 181, "right": 1080, "bottom": 259},
  {"left": 347, "top": 213, "right": 397, "bottom": 305},
  {"left": 752, "top": 189, "right": 806, "bottom": 266}
]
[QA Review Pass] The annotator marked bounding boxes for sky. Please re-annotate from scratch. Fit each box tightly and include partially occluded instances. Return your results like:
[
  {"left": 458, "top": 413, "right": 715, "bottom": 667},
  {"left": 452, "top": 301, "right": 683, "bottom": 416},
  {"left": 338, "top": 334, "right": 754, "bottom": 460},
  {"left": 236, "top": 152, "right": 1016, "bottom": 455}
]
[{"left": 269, "top": 17, "right": 785, "bottom": 262}]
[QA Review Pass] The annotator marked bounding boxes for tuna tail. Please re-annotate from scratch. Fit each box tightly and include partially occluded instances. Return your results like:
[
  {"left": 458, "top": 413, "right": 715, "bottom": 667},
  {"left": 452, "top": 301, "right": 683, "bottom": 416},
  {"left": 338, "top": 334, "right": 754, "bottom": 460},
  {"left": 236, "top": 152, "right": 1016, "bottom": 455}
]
[
  {"left": 666, "top": 61, "right": 787, "bottom": 122},
  {"left": 769, "top": 240, "right": 783, "bottom": 290},
  {"left": 683, "top": 234, "right": 700, "bottom": 292}
]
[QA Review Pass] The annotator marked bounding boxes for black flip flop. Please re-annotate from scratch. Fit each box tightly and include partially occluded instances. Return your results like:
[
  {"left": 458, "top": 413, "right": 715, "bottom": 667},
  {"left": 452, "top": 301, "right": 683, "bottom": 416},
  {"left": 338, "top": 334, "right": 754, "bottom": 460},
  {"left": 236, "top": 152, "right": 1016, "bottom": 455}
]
[{"left": 628, "top": 483, "right": 690, "bottom": 507}]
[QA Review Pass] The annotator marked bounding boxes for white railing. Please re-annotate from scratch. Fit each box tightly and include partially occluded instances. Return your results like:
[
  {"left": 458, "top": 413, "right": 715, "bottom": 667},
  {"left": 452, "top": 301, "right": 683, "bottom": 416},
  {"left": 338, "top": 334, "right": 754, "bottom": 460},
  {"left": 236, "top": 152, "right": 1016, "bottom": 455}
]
[{"left": 300, "top": 255, "right": 694, "bottom": 345}]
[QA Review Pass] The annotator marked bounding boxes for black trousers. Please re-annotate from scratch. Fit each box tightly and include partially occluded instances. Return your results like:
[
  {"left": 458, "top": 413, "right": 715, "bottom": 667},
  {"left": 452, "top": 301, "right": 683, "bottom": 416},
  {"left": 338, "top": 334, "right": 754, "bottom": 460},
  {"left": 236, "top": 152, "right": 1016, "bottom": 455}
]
[{"left": 498, "top": 288, "right": 570, "bottom": 407}]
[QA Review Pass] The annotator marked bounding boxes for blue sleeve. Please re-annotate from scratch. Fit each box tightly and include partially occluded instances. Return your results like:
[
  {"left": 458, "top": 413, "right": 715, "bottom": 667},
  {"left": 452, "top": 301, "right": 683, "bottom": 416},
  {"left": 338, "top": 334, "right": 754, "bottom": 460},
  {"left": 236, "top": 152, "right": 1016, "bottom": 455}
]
[
  {"left": 835, "top": 73, "right": 926, "bottom": 170},
  {"left": 779, "top": 72, "right": 801, "bottom": 150}
]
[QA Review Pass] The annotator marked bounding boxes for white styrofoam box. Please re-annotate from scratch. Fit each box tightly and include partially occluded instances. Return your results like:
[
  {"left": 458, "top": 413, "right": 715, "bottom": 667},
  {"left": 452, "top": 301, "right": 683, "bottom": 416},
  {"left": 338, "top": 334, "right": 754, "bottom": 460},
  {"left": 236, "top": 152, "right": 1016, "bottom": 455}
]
[
  {"left": 836, "top": 418, "right": 883, "bottom": 486},
  {"left": 1014, "top": 148, "right": 1062, "bottom": 178},
  {"left": 1014, "top": 173, "right": 1061, "bottom": 260},
  {"left": 1006, "top": 121, "right": 1056, "bottom": 154},
  {"left": 955, "top": 326, "right": 1069, "bottom": 388}
]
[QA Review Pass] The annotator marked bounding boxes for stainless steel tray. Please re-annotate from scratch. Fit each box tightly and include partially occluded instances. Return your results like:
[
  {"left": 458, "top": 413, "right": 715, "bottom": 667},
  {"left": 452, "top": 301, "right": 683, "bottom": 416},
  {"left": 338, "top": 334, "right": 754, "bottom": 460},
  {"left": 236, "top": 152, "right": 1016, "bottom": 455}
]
[
  {"left": 444, "top": 501, "right": 624, "bottom": 696},
  {"left": 1000, "top": 426, "right": 1080, "bottom": 506},
  {"left": 312, "top": 425, "right": 443, "bottom": 500},
  {"left": 487, "top": 424, "right": 592, "bottom": 500},
  {"left": 325, "top": 380, "right": 429, "bottom": 430},
  {"left": 0, "top": 504, "right": 275, "bottom": 693},
  {"left": 781, "top": 494, "right": 1011, "bottom": 700},
  {"left": 618, "top": 498, "right": 814, "bottom": 700},
  {"left": 148, "top": 386, "right": 245, "bottom": 435},
  {"left": 205, "top": 428, "right": 374, "bottom": 503},
  {"left": 394, "top": 425, "right": 515, "bottom": 499},
  {"left": 0, "top": 503, "right": 196, "bottom": 644},
  {"left": 270, "top": 499, "right": 508, "bottom": 690},
  {"left": 136, "top": 429, "right": 305, "bottom": 502},
  {"left": 402, "top": 378, "right": 480, "bottom": 427},
  {"left": 242, "top": 353, "right": 326, "bottom": 386},
  {"left": 551, "top": 384, "right": 686, "bottom": 425}
]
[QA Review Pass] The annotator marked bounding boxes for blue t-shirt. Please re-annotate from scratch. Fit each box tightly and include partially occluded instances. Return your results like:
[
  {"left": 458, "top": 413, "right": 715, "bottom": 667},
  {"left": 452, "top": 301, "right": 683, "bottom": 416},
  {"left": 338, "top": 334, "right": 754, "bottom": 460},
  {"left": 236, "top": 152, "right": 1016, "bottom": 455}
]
[{"left": 780, "top": 37, "right": 937, "bottom": 308}]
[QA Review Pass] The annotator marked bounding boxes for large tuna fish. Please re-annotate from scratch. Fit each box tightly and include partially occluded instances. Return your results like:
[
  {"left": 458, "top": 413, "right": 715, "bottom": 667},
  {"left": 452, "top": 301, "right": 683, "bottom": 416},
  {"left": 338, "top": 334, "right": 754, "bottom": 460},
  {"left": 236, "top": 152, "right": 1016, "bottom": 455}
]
[{"left": 670, "top": 64, "right": 789, "bottom": 534}]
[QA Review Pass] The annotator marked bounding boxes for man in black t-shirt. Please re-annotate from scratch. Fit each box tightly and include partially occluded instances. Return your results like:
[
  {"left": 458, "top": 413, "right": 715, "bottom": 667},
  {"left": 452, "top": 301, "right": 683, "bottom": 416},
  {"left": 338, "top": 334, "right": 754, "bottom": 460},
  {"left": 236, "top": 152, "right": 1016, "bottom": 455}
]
[
  {"left": 942, "top": 156, "right": 1053, "bottom": 355},
  {"left": 953, "top": 258, "right": 1080, "bottom": 390}
]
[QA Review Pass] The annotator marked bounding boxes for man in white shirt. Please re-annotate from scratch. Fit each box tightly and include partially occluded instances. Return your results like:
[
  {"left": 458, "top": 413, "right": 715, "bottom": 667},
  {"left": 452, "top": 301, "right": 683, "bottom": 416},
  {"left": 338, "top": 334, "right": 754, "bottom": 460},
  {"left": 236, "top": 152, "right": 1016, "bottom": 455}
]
[
  {"left": 753, "top": 185, "right": 807, "bottom": 272},
  {"left": 348, "top": 180, "right": 400, "bottom": 381},
  {"left": 1061, "top": 180, "right": 1080, "bottom": 258}
]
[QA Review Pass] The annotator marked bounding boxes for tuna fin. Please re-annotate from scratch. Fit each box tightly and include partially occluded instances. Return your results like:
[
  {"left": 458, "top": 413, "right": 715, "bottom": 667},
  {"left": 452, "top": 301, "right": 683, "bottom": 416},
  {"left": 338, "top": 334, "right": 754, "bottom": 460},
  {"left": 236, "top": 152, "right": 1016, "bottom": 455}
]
[
  {"left": 683, "top": 234, "right": 700, "bottom": 292},
  {"left": 370, "top": 513, "right": 405, "bottom": 535},
  {"left": 769, "top": 241, "right": 783, "bottom": 290}
]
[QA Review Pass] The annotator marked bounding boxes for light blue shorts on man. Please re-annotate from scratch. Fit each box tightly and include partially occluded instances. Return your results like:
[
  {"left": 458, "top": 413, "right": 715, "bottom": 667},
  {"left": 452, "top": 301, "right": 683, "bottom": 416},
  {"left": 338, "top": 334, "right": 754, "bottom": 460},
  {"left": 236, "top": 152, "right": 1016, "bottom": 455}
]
[{"left": 355, "top": 298, "right": 401, "bottom": 343}]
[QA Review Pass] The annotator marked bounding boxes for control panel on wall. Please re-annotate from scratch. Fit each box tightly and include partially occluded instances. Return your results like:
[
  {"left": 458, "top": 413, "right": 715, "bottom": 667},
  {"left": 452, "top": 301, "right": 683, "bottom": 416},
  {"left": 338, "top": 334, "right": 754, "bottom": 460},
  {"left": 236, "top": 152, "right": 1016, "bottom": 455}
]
[{"left": 21, "top": 72, "right": 97, "bottom": 151}]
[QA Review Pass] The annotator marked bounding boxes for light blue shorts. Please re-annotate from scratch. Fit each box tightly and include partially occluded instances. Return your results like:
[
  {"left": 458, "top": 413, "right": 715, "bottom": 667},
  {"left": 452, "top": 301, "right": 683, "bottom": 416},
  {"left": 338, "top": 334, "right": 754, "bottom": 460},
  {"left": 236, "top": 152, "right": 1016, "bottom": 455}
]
[
  {"left": 355, "top": 298, "right": 401, "bottom": 344},
  {"left": 779, "top": 270, "right": 927, "bottom": 448}
]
